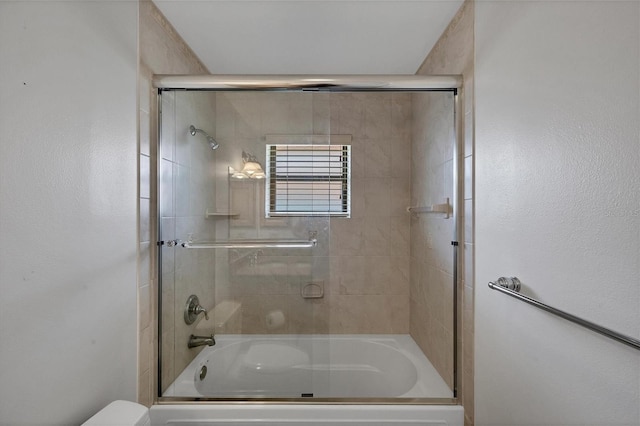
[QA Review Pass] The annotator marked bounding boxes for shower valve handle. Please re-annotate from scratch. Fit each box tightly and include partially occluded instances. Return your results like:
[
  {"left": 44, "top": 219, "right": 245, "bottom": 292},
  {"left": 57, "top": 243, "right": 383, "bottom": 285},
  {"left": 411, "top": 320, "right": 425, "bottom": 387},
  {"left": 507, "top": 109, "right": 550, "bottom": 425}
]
[
  {"left": 194, "top": 305, "right": 209, "bottom": 320},
  {"left": 184, "top": 295, "right": 209, "bottom": 324}
]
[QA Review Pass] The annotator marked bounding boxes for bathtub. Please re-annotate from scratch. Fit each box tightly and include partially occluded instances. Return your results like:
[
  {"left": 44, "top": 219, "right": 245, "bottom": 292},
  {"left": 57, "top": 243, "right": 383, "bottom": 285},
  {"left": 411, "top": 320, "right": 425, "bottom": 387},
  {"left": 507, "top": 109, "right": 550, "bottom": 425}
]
[
  {"left": 155, "top": 335, "right": 463, "bottom": 425},
  {"left": 150, "top": 404, "right": 463, "bottom": 425},
  {"left": 163, "top": 334, "right": 452, "bottom": 398}
]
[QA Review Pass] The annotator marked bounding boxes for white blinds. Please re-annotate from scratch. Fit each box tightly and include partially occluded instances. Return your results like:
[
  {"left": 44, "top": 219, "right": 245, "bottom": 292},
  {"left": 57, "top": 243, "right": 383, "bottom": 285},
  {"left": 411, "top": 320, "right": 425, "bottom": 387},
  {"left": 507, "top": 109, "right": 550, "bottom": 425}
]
[{"left": 266, "top": 144, "right": 351, "bottom": 217}]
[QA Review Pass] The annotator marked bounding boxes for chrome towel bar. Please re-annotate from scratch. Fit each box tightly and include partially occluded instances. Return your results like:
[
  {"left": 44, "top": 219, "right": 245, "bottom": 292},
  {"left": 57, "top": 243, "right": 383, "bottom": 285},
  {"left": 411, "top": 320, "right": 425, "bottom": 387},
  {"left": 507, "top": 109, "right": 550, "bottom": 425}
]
[
  {"left": 489, "top": 277, "right": 640, "bottom": 351},
  {"left": 181, "top": 238, "right": 317, "bottom": 249}
]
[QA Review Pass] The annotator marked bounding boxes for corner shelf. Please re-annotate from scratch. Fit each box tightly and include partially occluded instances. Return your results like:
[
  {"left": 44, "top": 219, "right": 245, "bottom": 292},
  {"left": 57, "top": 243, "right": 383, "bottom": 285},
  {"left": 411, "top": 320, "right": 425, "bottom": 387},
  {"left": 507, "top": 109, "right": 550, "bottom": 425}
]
[{"left": 406, "top": 198, "right": 452, "bottom": 219}]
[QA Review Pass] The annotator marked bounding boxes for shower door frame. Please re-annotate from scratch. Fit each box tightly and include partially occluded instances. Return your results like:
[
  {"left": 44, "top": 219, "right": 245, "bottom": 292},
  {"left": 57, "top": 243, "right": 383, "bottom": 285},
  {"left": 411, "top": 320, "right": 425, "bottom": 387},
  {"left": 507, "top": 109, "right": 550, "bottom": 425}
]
[{"left": 153, "top": 74, "right": 464, "bottom": 405}]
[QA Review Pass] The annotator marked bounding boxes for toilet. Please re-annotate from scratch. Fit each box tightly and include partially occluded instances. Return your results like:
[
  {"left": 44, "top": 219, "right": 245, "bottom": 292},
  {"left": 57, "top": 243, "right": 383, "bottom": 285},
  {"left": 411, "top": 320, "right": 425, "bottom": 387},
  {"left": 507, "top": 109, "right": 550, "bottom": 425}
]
[{"left": 82, "top": 400, "right": 150, "bottom": 426}]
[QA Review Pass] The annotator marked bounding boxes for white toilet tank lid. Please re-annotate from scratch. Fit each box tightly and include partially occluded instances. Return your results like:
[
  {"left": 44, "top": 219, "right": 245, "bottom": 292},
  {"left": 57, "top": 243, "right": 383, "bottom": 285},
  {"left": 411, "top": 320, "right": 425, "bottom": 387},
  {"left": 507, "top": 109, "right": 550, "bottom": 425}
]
[{"left": 82, "top": 400, "right": 150, "bottom": 426}]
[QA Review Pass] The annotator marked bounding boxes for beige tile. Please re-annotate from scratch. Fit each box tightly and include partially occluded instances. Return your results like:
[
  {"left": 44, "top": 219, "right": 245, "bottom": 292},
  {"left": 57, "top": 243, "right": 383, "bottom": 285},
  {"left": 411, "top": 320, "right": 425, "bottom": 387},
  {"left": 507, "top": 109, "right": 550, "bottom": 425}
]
[
  {"left": 364, "top": 256, "right": 410, "bottom": 295},
  {"left": 463, "top": 70, "right": 474, "bottom": 116},
  {"left": 391, "top": 137, "right": 412, "bottom": 179},
  {"left": 330, "top": 255, "right": 366, "bottom": 295},
  {"left": 312, "top": 93, "right": 331, "bottom": 135},
  {"left": 409, "top": 259, "right": 424, "bottom": 304},
  {"left": 139, "top": 198, "right": 150, "bottom": 243},
  {"left": 159, "top": 159, "right": 173, "bottom": 217},
  {"left": 140, "top": 154, "right": 151, "bottom": 199},
  {"left": 235, "top": 99, "right": 261, "bottom": 138},
  {"left": 364, "top": 98, "right": 392, "bottom": 139},
  {"left": 392, "top": 94, "right": 412, "bottom": 139},
  {"left": 363, "top": 216, "right": 391, "bottom": 256},
  {"left": 330, "top": 218, "right": 363, "bottom": 256},
  {"left": 443, "top": 159, "right": 454, "bottom": 200},
  {"left": 389, "top": 214, "right": 411, "bottom": 258},
  {"left": 139, "top": 242, "right": 150, "bottom": 288},
  {"left": 139, "top": 325, "right": 151, "bottom": 376},
  {"left": 364, "top": 138, "right": 392, "bottom": 178},
  {"left": 364, "top": 178, "right": 391, "bottom": 217},
  {"left": 140, "top": 109, "right": 151, "bottom": 157},
  {"left": 464, "top": 242, "right": 474, "bottom": 289},
  {"left": 161, "top": 273, "right": 175, "bottom": 332},
  {"left": 464, "top": 155, "right": 473, "bottom": 201},
  {"left": 173, "top": 164, "right": 190, "bottom": 218},
  {"left": 260, "top": 98, "right": 289, "bottom": 135},
  {"left": 330, "top": 294, "right": 409, "bottom": 334},
  {"left": 349, "top": 177, "right": 366, "bottom": 219},
  {"left": 160, "top": 93, "right": 175, "bottom": 161},
  {"left": 332, "top": 94, "right": 365, "bottom": 137},
  {"left": 433, "top": 323, "right": 454, "bottom": 389},
  {"left": 138, "top": 368, "right": 151, "bottom": 407},
  {"left": 441, "top": 272, "right": 455, "bottom": 330},
  {"left": 139, "top": 73, "right": 151, "bottom": 113},
  {"left": 215, "top": 95, "right": 236, "bottom": 138},
  {"left": 238, "top": 294, "right": 292, "bottom": 334},
  {"left": 288, "top": 296, "right": 330, "bottom": 334},
  {"left": 287, "top": 98, "right": 314, "bottom": 134},
  {"left": 139, "top": 284, "right": 151, "bottom": 331},
  {"left": 463, "top": 369, "right": 474, "bottom": 422},
  {"left": 464, "top": 111, "right": 474, "bottom": 157},
  {"left": 464, "top": 414, "right": 474, "bottom": 426},
  {"left": 160, "top": 330, "right": 175, "bottom": 393},
  {"left": 389, "top": 177, "right": 411, "bottom": 217},
  {"left": 464, "top": 199, "right": 474, "bottom": 243}
]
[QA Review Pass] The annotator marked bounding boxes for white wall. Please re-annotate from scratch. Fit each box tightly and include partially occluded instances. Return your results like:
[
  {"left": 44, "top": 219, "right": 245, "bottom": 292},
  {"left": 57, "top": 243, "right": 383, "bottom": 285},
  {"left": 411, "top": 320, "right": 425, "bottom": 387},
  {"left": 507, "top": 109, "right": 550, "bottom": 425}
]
[
  {"left": 0, "top": 2, "right": 138, "bottom": 424},
  {"left": 475, "top": 2, "right": 640, "bottom": 425}
]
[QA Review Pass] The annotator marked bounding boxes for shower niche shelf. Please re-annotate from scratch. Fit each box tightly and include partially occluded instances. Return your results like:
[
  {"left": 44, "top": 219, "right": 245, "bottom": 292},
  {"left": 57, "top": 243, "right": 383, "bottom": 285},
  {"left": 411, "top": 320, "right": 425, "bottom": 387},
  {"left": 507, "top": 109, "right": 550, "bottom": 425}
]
[{"left": 205, "top": 208, "right": 240, "bottom": 219}]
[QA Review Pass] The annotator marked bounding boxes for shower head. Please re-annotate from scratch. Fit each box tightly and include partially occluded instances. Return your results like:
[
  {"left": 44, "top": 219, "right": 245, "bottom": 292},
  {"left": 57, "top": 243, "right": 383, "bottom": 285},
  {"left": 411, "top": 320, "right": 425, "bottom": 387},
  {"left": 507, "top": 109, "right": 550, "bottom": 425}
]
[
  {"left": 205, "top": 135, "right": 219, "bottom": 150},
  {"left": 189, "top": 125, "right": 219, "bottom": 150}
]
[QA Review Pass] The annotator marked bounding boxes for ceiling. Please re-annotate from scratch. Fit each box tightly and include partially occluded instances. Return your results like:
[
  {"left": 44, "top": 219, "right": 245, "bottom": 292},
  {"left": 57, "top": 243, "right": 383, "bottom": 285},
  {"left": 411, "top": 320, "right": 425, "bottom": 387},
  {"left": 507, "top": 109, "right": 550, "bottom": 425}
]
[{"left": 153, "top": 0, "right": 464, "bottom": 75}]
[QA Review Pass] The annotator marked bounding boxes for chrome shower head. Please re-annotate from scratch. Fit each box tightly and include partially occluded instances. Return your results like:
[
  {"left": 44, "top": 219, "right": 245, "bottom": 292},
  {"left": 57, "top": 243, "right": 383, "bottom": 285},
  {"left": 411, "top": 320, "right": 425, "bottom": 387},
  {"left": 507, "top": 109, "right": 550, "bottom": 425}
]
[
  {"left": 206, "top": 136, "right": 219, "bottom": 150},
  {"left": 189, "top": 125, "right": 219, "bottom": 150}
]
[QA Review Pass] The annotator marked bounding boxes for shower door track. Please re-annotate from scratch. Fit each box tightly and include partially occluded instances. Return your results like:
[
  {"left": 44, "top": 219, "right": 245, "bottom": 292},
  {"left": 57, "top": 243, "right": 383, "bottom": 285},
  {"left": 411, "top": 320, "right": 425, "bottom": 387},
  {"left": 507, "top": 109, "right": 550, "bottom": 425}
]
[
  {"left": 153, "top": 74, "right": 464, "bottom": 405},
  {"left": 152, "top": 74, "right": 462, "bottom": 91}
]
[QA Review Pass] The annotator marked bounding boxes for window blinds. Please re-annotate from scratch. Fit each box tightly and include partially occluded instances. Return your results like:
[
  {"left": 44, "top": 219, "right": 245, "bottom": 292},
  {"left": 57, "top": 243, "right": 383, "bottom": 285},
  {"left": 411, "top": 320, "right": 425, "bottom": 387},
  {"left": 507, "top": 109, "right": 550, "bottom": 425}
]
[{"left": 266, "top": 144, "right": 351, "bottom": 217}]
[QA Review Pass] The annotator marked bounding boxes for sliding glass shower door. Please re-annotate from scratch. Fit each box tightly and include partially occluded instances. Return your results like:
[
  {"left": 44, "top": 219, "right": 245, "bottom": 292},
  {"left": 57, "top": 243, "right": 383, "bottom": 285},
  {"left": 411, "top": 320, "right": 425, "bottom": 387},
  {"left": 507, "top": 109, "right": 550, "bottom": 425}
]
[
  {"left": 156, "top": 84, "right": 459, "bottom": 402},
  {"left": 159, "top": 91, "right": 333, "bottom": 397}
]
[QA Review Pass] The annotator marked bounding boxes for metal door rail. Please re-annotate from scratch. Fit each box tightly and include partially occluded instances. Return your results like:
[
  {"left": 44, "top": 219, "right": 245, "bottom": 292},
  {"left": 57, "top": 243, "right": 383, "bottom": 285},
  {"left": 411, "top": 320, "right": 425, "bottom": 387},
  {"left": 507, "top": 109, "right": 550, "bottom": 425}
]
[
  {"left": 153, "top": 74, "right": 463, "bottom": 91},
  {"left": 489, "top": 277, "right": 640, "bottom": 351},
  {"left": 181, "top": 238, "right": 317, "bottom": 249}
]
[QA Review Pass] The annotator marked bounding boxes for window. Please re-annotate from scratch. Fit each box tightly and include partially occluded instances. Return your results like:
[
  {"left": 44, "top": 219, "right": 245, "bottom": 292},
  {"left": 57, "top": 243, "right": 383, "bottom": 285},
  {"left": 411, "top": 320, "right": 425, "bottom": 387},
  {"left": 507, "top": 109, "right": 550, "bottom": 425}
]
[{"left": 266, "top": 144, "right": 351, "bottom": 217}]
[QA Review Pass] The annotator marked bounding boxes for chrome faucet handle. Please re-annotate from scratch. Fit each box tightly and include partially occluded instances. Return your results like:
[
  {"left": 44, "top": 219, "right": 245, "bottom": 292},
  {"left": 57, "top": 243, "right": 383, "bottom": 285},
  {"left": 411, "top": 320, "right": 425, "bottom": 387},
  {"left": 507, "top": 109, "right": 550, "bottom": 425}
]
[
  {"left": 194, "top": 305, "right": 209, "bottom": 320},
  {"left": 184, "top": 295, "right": 209, "bottom": 324}
]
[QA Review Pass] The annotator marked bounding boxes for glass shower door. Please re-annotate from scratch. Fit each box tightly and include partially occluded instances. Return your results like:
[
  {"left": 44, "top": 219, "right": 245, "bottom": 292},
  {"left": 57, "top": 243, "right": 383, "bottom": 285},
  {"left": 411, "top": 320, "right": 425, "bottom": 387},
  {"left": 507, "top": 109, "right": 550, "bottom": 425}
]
[
  {"left": 158, "top": 90, "right": 333, "bottom": 398},
  {"left": 156, "top": 85, "right": 458, "bottom": 402}
]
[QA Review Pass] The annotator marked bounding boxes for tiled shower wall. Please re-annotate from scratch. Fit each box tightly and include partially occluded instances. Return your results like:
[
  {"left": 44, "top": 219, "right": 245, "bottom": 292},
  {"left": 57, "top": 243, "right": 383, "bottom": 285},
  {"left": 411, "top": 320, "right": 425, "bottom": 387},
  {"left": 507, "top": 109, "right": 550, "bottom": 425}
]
[
  {"left": 328, "top": 93, "right": 412, "bottom": 334},
  {"left": 410, "top": 91, "right": 456, "bottom": 388},
  {"left": 138, "top": 0, "right": 210, "bottom": 404},
  {"left": 158, "top": 90, "right": 218, "bottom": 393},
  {"left": 211, "top": 92, "right": 412, "bottom": 335},
  {"left": 411, "top": 1, "right": 474, "bottom": 424}
]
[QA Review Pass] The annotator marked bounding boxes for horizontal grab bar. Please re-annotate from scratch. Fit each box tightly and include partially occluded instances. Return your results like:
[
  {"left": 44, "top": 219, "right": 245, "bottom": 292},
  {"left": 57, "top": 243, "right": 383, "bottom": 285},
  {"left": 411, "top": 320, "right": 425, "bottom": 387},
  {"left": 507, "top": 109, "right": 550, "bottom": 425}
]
[
  {"left": 489, "top": 277, "right": 640, "bottom": 351},
  {"left": 181, "top": 238, "right": 317, "bottom": 249}
]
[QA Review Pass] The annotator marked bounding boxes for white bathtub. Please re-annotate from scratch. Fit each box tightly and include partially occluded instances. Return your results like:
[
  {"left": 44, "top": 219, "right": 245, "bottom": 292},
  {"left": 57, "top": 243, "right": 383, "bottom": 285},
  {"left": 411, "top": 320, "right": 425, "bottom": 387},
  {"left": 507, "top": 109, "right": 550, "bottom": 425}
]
[
  {"left": 163, "top": 334, "right": 453, "bottom": 399},
  {"left": 150, "top": 404, "right": 464, "bottom": 426},
  {"left": 156, "top": 335, "right": 462, "bottom": 425}
]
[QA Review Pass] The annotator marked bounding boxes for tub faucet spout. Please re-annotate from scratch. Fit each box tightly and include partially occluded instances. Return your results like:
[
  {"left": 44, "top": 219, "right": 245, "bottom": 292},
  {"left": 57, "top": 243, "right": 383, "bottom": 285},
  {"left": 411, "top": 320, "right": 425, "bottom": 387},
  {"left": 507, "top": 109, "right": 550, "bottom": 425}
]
[{"left": 188, "top": 334, "right": 216, "bottom": 349}]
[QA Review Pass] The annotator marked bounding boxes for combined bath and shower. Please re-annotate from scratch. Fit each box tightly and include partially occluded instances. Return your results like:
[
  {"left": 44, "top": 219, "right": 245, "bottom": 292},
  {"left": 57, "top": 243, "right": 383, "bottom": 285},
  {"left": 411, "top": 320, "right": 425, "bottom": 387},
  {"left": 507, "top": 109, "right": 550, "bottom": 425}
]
[{"left": 189, "top": 125, "right": 219, "bottom": 150}]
